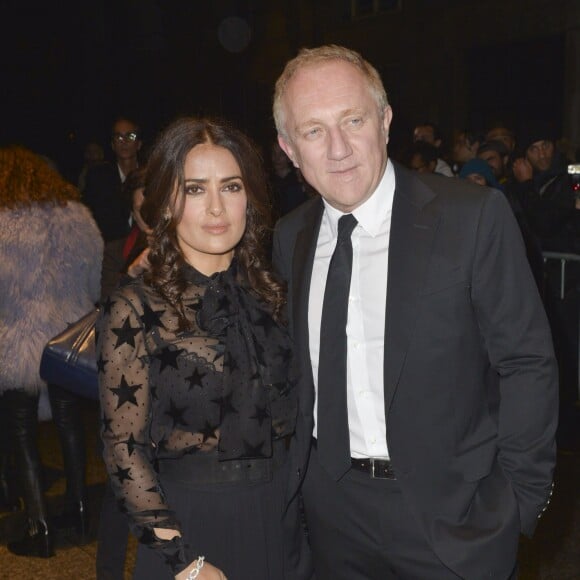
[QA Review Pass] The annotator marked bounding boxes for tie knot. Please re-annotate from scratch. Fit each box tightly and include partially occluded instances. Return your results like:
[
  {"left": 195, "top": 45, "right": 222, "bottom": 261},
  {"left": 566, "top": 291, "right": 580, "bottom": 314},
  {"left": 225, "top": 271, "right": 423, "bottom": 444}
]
[{"left": 337, "top": 214, "right": 358, "bottom": 243}]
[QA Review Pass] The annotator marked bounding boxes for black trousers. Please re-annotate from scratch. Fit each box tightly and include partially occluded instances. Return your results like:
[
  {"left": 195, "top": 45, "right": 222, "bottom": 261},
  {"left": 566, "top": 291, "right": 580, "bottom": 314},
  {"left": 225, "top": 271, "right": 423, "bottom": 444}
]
[
  {"left": 96, "top": 480, "right": 130, "bottom": 580},
  {"left": 302, "top": 445, "right": 517, "bottom": 580}
]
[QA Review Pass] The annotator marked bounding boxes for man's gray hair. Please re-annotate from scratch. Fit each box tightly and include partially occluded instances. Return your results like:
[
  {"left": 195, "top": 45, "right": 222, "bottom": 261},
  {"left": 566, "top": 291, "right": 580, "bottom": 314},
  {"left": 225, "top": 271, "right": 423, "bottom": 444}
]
[{"left": 273, "top": 44, "right": 389, "bottom": 138}]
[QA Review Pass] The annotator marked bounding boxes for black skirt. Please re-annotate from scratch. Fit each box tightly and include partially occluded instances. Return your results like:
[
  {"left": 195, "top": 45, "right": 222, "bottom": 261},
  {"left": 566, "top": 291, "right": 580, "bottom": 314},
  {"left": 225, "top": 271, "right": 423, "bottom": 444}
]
[{"left": 132, "top": 447, "right": 295, "bottom": 580}]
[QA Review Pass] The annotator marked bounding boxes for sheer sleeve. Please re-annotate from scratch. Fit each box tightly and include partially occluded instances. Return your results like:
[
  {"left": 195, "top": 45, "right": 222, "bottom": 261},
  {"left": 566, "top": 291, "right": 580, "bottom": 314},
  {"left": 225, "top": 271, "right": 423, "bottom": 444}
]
[{"left": 97, "top": 286, "right": 192, "bottom": 573}]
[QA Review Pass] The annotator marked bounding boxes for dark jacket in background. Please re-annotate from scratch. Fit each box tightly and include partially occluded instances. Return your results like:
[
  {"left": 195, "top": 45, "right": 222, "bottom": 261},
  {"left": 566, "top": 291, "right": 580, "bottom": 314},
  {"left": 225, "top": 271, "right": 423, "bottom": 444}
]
[{"left": 83, "top": 162, "right": 131, "bottom": 242}]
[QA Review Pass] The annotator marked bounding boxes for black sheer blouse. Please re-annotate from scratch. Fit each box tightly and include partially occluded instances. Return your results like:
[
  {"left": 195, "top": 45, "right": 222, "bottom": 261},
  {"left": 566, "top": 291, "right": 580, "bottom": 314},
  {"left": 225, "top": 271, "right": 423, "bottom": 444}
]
[{"left": 97, "top": 262, "right": 297, "bottom": 573}]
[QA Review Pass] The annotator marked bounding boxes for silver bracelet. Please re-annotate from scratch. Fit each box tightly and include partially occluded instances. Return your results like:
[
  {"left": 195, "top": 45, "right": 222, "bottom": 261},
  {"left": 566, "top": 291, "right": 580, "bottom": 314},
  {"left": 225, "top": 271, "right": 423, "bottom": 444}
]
[{"left": 186, "top": 556, "right": 205, "bottom": 580}]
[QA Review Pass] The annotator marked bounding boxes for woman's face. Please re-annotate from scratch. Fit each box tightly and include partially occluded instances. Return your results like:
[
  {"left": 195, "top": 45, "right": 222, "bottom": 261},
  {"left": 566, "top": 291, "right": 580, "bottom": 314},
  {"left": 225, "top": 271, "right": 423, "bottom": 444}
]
[{"left": 174, "top": 143, "right": 247, "bottom": 275}]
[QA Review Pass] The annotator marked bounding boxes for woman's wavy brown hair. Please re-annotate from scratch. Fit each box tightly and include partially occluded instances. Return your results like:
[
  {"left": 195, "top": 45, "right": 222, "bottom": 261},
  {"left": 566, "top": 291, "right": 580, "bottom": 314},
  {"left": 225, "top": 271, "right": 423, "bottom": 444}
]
[
  {"left": 143, "top": 117, "right": 286, "bottom": 327},
  {"left": 0, "top": 145, "right": 80, "bottom": 208}
]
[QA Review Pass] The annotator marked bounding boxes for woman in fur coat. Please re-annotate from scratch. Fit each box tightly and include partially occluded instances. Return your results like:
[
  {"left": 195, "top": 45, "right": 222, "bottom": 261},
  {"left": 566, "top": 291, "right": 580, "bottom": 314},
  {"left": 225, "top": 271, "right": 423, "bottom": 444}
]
[{"left": 0, "top": 145, "right": 103, "bottom": 557}]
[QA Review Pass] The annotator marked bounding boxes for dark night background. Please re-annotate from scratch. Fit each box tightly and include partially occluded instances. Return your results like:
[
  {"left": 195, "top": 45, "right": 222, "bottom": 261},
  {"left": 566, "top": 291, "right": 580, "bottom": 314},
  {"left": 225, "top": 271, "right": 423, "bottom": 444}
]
[{"left": 0, "top": 0, "right": 576, "bottom": 183}]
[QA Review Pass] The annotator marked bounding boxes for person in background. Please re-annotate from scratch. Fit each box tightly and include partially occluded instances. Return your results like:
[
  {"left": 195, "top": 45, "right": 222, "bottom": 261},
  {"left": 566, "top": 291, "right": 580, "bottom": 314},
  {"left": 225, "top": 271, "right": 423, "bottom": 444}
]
[
  {"left": 97, "top": 164, "right": 152, "bottom": 580},
  {"left": 273, "top": 44, "right": 557, "bottom": 580},
  {"left": 405, "top": 140, "right": 439, "bottom": 175},
  {"left": 485, "top": 123, "right": 516, "bottom": 155},
  {"left": 458, "top": 157, "right": 502, "bottom": 189},
  {"left": 510, "top": 122, "right": 575, "bottom": 252},
  {"left": 477, "top": 139, "right": 510, "bottom": 188},
  {"left": 97, "top": 117, "right": 304, "bottom": 580},
  {"left": 78, "top": 141, "right": 105, "bottom": 193},
  {"left": 270, "top": 140, "right": 311, "bottom": 218},
  {"left": 412, "top": 122, "right": 454, "bottom": 176},
  {"left": 83, "top": 116, "right": 142, "bottom": 242},
  {"left": 451, "top": 128, "right": 483, "bottom": 172},
  {"left": 0, "top": 145, "right": 103, "bottom": 557},
  {"left": 100, "top": 166, "right": 153, "bottom": 299}
]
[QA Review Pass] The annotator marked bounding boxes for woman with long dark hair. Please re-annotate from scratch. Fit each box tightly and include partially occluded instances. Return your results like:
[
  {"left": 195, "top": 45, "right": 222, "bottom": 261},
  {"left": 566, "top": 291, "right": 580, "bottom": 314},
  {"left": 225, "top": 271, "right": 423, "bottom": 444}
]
[{"left": 97, "top": 118, "right": 302, "bottom": 579}]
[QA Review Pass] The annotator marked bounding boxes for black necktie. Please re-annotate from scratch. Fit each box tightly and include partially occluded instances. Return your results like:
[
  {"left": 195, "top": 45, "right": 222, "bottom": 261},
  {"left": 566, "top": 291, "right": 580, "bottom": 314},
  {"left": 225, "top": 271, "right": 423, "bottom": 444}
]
[{"left": 317, "top": 213, "right": 358, "bottom": 480}]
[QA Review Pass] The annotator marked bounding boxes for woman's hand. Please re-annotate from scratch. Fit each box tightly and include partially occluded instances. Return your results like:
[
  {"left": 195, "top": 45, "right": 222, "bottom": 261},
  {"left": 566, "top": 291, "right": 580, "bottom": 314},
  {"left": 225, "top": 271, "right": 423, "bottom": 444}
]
[
  {"left": 175, "top": 559, "right": 227, "bottom": 580},
  {"left": 127, "top": 248, "right": 151, "bottom": 278}
]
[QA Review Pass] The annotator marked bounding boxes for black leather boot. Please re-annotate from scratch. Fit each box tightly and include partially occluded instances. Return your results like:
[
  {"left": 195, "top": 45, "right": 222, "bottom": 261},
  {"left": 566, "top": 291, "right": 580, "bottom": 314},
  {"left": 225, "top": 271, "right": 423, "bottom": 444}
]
[
  {"left": 0, "top": 448, "right": 20, "bottom": 512},
  {"left": 48, "top": 384, "right": 90, "bottom": 544},
  {"left": 0, "top": 394, "right": 20, "bottom": 512},
  {"left": 3, "top": 390, "right": 55, "bottom": 556},
  {"left": 52, "top": 499, "right": 90, "bottom": 544},
  {"left": 8, "top": 517, "right": 55, "bottom": 558}
]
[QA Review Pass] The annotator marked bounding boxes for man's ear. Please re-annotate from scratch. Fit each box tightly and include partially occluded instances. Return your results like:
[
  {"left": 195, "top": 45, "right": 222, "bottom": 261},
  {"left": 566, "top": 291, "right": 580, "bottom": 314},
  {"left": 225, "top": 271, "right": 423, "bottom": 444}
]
[
  {"left": 382, "top": 106, "right": 393, "bottom": 144},
  {"left": 278, "top": 134, "right": 299, "bottom": 169}
]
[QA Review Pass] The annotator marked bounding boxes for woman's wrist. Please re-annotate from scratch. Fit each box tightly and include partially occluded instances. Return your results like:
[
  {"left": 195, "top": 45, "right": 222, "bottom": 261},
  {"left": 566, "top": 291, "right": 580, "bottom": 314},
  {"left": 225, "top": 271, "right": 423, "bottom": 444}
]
[{"left": 185, "top": 556, "right": 205, "bottom": 579}]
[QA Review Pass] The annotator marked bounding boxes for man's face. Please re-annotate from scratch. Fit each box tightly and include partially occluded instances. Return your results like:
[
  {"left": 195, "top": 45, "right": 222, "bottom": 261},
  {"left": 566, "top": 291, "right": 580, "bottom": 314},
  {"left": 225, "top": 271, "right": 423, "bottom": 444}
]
[
  {"left": 111, "top": 119, "right": 141, "bottom": 163},
  {"left": 526, "top": 140, "right": 554, "bottom": 173},
  {"left": 410, "top": 153, "right": 435, "bottom": 173},
  {"left": 486, "top": 127, "right": 515, "bottom": 153},
  {"left": 278, "top": 60, "right": 391, "bottom": 213},
  {"left": 453, "top": 132, "right": 477, "bottom": 164},
  {"left": 478, "top": 150, "right": 506, "bottom": 179},
  {"left": 413, "top": 125, "right": 438, "bottom": 147}
]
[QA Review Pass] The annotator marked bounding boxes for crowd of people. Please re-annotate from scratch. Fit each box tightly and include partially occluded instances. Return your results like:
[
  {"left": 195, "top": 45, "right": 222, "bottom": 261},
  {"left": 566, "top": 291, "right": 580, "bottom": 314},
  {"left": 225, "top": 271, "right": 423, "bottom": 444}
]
[
  {"left": 403, "top": 120, "right": 579, "bottom": 258},
  {"left": 0, "top": 43, "right": 574, "bottom": 579}
]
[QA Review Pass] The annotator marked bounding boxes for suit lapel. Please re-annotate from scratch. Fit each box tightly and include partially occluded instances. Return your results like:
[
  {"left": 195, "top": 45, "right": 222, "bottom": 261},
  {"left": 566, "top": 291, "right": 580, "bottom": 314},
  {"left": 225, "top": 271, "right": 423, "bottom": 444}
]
[
  {"left": 384, "top": 164, "right": 440, "bottom": 414},
  {"left": 293, "top": 198, "right": 324, "bottom": 414}
]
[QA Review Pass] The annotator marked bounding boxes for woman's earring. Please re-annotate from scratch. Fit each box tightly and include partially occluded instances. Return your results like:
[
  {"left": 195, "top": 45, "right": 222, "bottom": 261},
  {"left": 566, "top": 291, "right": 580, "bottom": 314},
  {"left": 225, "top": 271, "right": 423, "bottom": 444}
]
[{"left": 163, "top": 208, "right": 171, "bottom": 221}]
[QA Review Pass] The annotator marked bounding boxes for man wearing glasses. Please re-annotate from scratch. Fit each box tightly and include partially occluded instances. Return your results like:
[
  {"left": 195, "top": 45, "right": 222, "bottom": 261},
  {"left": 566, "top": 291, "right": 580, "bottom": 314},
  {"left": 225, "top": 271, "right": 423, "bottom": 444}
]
[{"left": 83, "top": 117, "right": 142, "bottom": 242}]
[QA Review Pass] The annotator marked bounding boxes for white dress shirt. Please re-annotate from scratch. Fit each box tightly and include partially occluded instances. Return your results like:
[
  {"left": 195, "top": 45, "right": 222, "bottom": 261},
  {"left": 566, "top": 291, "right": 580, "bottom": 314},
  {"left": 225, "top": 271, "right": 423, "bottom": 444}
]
[{"left": 309, "top": 160, "right": 395, "bottom": 459}]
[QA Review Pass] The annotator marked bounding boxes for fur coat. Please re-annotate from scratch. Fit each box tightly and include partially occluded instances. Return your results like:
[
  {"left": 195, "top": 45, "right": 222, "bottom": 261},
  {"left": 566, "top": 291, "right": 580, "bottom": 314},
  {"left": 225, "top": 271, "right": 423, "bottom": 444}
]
[{"left": 0, "top": 201, "right": 103, "bottom": 408}]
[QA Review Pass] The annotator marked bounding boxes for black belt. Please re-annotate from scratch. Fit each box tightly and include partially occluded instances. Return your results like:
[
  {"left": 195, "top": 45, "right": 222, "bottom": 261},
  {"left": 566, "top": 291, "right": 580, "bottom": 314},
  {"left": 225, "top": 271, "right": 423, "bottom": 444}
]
[
  {"left": 312, "top": 438, "right": 396, "bottom": 480},
  {"left": 158, "top": 438, "right": 288, "bottom": 485},
  {"left": 350, "top": 457, "right": 396, "bottom": 480}
]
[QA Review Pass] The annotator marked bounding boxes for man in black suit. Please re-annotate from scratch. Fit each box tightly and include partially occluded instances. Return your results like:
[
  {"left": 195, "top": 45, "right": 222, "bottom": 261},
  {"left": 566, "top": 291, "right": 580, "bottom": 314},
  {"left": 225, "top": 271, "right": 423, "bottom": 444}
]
[
  {"left": 83, "top": 117, "right": 142, "bottom": 242},
  {"left": 272, "top": 45, "right": 558, "bottom": 579}
]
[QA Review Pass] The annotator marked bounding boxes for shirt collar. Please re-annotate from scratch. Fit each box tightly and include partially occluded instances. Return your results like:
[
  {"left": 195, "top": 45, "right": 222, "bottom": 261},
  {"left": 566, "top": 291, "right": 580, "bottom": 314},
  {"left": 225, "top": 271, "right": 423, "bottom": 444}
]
[{"left": 322, "top": 159, "right": 395, "bottom": 238}]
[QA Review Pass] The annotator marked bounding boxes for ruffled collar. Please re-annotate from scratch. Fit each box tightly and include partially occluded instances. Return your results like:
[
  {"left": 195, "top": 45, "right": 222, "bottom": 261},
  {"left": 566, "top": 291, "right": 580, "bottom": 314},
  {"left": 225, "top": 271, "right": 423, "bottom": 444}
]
[{"left": 192, "top": 259, "right": 296, "bottom": 461}]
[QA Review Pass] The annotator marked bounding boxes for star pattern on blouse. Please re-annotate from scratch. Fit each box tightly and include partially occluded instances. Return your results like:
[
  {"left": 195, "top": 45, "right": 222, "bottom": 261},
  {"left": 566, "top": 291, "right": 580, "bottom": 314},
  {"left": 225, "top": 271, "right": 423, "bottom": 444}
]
[
  {"left": 243, "top": 439, "right": 266, "bottom": 457},
  {"left": 140, "top": 303, "right": 165, "bottom": 332},
  {"left": 165, "top": 398, "right": 188, "bottom": 428},
  {"left": 154, "top": 346, "right": 183, "bottom": 373},
  {"left": 102, "top": 414, "right": 113, "bottom": 434},
  {"left": 199, "top": 421, "right": 218, "bottom": 443},
  {"left": 210, "top": 342, "right": 225, "bottom": 362},
  {"left": 122, "top": 433, "right": 139, "bottom": 456},
  {"left": 212, "top": 392, "right": 238, "bottom": 415},
  {"left": 112, "top": 316, "right": 140, "bottom": 348},
  {"left": 250, "top": 404, "right": 270, "bottom": 427},
  {"left": 113, "top": 464, "right": 133, "bottom": 483},
  {"left": 96, "top": 354, "right": 108, "bottom": 373},
  {"left": 110, "top": 375, "right": 142, "bottom": 409},
  {"left": 117, "top": 498, "right": 128, "bottom": 513},
  {"left": 185, "top": 367, "right": 206, "bottom": 391}
]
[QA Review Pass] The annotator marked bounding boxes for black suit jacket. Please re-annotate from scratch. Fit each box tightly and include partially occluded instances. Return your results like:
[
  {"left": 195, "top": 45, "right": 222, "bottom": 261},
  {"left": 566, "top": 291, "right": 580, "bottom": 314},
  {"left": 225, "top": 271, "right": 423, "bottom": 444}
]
[
  {"left": 272, "top": 162, "right": 558, "bottom": 579},
  {"left": 83, "top": 162, "right": 131, "bottom": 242}
]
